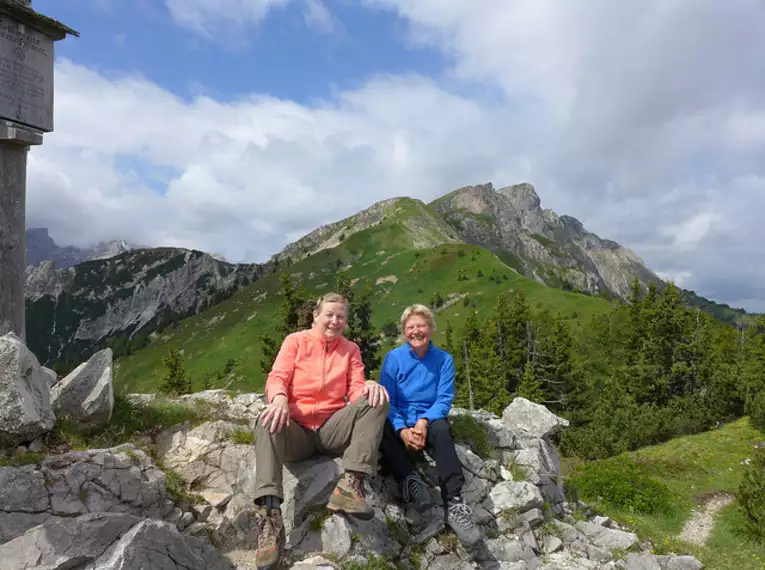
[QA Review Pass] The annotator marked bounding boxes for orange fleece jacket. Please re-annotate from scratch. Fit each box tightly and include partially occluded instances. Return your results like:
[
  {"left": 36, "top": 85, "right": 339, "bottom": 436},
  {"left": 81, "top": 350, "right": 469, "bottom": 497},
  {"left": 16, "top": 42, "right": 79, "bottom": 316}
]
[{"left": 265, "top": 329, "right": 367, "bottom": 430}]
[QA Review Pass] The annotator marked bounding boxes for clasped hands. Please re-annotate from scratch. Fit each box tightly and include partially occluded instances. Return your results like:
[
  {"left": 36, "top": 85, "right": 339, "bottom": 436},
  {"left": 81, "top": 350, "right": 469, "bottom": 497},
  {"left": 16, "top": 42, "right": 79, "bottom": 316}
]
[
  {"left": 259, "top": 380, "right": 390, "bottom": 434},
  {"left": 400, "top": 418, "right": 428, "bottom": 451}
]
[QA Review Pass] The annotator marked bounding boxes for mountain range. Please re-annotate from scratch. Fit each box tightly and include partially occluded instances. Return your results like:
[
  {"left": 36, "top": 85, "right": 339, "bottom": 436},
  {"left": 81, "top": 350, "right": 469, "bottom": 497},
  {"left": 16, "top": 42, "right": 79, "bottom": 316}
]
[
  {"left": 24, "top": 182, "right": 753, "bottom": 377},
  {"left": 25, "top": 227, "right": 139, "bottom": 269}
]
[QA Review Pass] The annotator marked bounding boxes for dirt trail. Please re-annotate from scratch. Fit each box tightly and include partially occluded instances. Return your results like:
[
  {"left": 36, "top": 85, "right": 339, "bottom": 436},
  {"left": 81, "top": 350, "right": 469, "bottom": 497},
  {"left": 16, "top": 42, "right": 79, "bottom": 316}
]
[{"left": 677, "top": 492, "right": 735, "bottom": 545}]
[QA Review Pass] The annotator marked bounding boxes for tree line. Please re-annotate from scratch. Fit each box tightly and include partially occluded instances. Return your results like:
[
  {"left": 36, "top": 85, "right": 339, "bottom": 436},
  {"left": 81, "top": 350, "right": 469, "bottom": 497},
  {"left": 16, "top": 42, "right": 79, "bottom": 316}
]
[
  {"left": 442, "top": 278, "right": 765, "bottom": 459},
  {"left": 159, "top": 270, "right": 765, "bottom": 461}
]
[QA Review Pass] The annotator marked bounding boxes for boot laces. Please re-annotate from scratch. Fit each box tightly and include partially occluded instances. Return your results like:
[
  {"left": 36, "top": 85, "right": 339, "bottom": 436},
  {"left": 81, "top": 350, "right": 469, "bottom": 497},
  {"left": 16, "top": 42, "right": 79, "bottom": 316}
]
[
  {"left": 257, "top": 511, "right": 277, "bottom": 546},
  {"left": 346, "top": 471, "right": 365, "bottom": 496},
  {"left": 403, "top": 472, "right": 428, "bottom": 504},
  {"left": 448, "top": 501, "right": 474, "bottom": 530}
]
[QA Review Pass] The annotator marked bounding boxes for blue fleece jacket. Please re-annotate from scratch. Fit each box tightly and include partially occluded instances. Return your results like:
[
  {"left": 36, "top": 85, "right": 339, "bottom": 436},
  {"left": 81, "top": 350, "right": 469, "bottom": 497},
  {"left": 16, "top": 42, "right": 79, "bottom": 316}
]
[{"left": 379, "top": 341, "right": 455, "bottom": 432}]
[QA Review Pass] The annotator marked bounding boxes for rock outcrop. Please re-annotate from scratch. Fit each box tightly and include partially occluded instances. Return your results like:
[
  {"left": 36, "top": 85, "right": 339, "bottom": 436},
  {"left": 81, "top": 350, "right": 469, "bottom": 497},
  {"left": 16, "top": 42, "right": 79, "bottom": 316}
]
[
  {"left": 0, "top": 333, "right": 55, "bottom": 446},
  {"left": 0, "top": 512, "right": 233, "bottom": 570},
  {"left": 50, "top": 347, "right": 114, "bottom": 428},
  {"left": 119, "top": 391, "right": 706, "bottom": 570},
  {"left": 429, "top": 182, "right": 661, "bottom": 300}
]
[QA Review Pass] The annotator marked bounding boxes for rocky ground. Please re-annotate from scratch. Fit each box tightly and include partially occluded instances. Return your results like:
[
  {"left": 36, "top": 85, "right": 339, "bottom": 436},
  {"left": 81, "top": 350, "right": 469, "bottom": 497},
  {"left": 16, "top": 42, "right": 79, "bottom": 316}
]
[{"left": 0, "top": 331, "right": 706, "bottom": 569}]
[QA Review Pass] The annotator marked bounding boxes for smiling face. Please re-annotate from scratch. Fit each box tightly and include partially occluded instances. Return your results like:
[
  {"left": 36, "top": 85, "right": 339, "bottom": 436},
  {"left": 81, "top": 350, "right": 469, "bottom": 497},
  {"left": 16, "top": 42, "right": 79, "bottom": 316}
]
[
  {"left": 313, "top": 301, "right": 348, "bottom": 340},
  {"left": 404, "top": 314, "right": 432, "bottom": 352}
]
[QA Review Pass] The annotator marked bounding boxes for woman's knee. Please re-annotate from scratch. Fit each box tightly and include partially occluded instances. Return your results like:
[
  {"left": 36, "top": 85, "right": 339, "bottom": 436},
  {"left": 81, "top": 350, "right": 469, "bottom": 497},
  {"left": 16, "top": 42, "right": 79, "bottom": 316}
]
[{"left": 430, "top": 418, "right": 452, "bottom": 438}]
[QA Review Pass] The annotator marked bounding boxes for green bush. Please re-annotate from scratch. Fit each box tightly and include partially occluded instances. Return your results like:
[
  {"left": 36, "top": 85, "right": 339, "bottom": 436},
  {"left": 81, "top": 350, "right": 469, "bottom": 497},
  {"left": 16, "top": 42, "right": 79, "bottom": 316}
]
[
  {"left": 745, "top": 390, "right": 765, "bottom": 433},
  {"left": 567, "top": 459, "right": 675, "bottom": 515},
  {"left": 449, "top": 414, "right": 492, "bottom": 459},
  {"left": 737, "top": 446, "right": 765, "bottom": 540}
]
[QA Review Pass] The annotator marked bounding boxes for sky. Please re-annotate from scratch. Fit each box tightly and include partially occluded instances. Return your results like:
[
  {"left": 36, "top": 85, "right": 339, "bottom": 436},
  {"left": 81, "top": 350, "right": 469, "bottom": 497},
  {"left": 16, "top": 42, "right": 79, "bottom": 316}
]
[{"left": 24, "top": 0, "right": 765, "bottom": 312}]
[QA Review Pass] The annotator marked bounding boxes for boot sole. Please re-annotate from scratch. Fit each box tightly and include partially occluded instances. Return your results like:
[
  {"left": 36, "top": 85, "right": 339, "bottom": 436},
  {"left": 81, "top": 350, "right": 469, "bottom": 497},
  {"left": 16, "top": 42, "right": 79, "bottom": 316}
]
[{"left": 326, "top": 503, "right": 375, "bottom": 520}]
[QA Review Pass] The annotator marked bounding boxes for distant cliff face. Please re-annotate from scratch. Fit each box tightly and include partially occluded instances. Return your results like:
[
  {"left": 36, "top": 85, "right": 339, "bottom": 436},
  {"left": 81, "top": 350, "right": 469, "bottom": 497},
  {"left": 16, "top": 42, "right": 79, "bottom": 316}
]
[
  {"left": 25, "top": 248, "right": 270, "bottom": 368},
  {"left": 25, "top": 228, "right": 138, "bottom": 269},
  {"left": 429, "top": 182, "right": 661, "bottom": 299}
]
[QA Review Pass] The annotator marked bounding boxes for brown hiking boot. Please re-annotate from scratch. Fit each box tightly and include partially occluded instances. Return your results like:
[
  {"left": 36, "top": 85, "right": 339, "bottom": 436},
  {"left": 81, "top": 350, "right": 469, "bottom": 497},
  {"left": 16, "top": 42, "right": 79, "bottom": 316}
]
[
  {"left": 255, "top": 506, "right": 284, "bottom": 570},
  {"left": 326, "top": 471, "right": 374, "bottom": 520}
]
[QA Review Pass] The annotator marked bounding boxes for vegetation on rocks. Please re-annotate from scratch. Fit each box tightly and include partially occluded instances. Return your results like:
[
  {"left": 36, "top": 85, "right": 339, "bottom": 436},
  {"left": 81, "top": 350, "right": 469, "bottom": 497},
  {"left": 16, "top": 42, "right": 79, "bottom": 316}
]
[{"left": 563, "top": 417, "right": 765, "bottom": 570}]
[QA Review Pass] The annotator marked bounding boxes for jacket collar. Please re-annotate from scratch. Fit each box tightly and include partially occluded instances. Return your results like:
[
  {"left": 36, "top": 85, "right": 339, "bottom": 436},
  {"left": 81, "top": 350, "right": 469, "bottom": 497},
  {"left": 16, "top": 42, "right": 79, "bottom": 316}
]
[
  {"left": 408, "top": 340, "right": 433, "bottom": 359},
  {"left": 307, "top": 327, "right": 342, "bottom": 349}
]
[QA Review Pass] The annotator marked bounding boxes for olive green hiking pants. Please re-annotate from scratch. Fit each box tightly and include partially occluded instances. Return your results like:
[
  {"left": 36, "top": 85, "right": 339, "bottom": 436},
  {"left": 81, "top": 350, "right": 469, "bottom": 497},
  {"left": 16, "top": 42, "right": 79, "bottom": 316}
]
[{"left": 253, "top": 396, "right": 389, "bottom": 500}]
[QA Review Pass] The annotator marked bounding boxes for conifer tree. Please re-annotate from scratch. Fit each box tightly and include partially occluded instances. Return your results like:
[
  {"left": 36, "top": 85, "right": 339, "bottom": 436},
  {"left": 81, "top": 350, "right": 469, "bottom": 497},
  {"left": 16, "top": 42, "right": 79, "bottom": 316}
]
[
  {"left": 160, "top": 347, "right": 192, "bottom": 395},
  {"left": 336, "top": 273, "right": 381, "bottom": 376},
  {"left": 260, "top": 272, "right": 307, "bottom": 374},
  {"left": 504, "top": 290, "right": 531, "bottom": 393}
]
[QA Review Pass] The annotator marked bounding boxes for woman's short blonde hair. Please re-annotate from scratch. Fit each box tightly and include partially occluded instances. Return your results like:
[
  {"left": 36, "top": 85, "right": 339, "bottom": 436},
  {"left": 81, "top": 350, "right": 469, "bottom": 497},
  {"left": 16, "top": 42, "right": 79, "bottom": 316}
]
[
  {"left": 400, "top": 303, "right": 436, "bottom": 332},
  {"left": 314, "top": 292, "right": 349, "bottom": 315}
]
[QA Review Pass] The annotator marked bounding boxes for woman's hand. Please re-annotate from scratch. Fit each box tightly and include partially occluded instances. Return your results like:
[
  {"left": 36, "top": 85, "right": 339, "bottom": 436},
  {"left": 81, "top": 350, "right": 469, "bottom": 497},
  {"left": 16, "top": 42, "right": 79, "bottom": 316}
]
[
  {"left": 363, "top": 380, "right": 390, "bottom": 407},
  {"left": 401, "top": 428, "right": 421, "bottom": 450},
  {"left": 259, "top": 394, "right": 290, "bottom": 434},
  {"left": 411, "top": 418, "right": 428, "bottom": 448}
]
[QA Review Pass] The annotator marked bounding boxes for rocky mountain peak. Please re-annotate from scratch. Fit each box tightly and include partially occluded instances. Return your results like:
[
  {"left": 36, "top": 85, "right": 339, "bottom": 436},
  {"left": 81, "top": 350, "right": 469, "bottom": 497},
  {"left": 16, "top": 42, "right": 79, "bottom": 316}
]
[
  {"left": 25, "top": 228, "right": 140, "bottom": 269},
  {"left": 497, "top": 182, "right": 542, "bottom": 214}
]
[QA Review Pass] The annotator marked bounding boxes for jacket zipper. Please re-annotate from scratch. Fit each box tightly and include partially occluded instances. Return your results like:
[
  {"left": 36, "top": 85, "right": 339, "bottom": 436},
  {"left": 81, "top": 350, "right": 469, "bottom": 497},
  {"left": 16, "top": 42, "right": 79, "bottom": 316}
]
[{"left": 314, "top": 339, "right": 328, "bottom": 431}]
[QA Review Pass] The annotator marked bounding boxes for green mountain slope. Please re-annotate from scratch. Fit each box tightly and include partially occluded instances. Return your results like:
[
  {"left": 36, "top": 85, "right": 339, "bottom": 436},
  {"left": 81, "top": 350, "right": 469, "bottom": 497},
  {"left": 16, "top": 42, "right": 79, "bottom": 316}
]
[
  {"left": 564, "top": 417, "right": 765, "bottom": 570},
  {"left": 114, "top": 199, "right": 611, "bottom": 393}
]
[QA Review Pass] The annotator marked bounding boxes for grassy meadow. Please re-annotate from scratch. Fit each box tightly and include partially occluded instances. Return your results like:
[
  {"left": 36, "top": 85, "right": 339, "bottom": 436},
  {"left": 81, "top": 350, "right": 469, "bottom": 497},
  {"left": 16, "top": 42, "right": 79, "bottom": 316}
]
[{"left": 563, "top": 417, "right": 765, "bottom": 570}]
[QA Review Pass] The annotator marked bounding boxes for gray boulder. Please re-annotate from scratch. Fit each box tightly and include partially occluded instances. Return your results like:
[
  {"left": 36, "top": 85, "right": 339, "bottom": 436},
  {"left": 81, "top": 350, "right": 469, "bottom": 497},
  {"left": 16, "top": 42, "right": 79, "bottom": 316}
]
[
  {"left": 0, "top": 444, "right": 178, "bottom": 544},
  {"left": 0, "top": 512, "right": 233, "bottom": 569},
  {"left": 51, "top": 347, "right": 114, "bottom": 428},
  {"left": 40, "top": 366, "right": 58, "bottom": 389},
  {"left": 0, "top": 333, "right": 55, "bottom": 446},
  {"left": 502, "top": 397, "right": 569, "bottom": 442}
]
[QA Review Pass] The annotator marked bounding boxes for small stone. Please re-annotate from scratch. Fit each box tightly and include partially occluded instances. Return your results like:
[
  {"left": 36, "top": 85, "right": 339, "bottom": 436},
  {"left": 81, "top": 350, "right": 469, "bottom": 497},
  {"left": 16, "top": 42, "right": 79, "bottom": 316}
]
[
  {"left": 543, "top": 535, "right": 562, "bottom": 553},
  {"left": 592, "top": 515, "right": 612, "bottom": 527},
  {"left": 178, "top": 511, "right": 195, "bottom": 531},
  {"left": 485, "top": 481, "right": 544, "bottom": 514},
  {"left": 666, "top": 556, "right": 704, "bottom": 570},
  {"left": 165, "top": 507, "right": 183, "bottom": 523},
  {"left": 14, "top": 446, "right": 28, "bottom": 457},
  {"left": 27, "top": 438, "right": 43, "bottom": 453},
  {"left": 518, "top": 508, "right": 544, "bottom": 528},
  {"left": 185, "top": 522, "right": 210, "bottom": 537},
  {"left": 624, "top": 552, "right": 662, "bottom": 570}
]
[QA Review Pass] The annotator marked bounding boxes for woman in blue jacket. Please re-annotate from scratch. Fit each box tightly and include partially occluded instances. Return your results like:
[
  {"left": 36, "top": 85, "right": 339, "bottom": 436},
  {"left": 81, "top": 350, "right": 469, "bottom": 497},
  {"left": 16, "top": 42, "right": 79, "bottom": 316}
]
[{"left": 379, "top": 304, "right": 481, "bottom": 547}]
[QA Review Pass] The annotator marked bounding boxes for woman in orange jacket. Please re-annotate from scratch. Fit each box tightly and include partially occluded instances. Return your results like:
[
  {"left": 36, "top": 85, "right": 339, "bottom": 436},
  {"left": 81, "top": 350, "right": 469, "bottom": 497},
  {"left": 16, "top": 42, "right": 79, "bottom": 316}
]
[{"left": 252, "top": 292, "right": 389, "bottom": 570}]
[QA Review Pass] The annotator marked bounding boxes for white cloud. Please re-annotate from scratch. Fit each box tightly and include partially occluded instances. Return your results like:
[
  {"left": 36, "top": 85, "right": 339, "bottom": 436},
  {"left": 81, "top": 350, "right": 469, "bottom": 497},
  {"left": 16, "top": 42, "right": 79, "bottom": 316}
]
[
  {"left": 303, "top": 0, "right": 336, "bottom": 34},
  {"left": 26, "top": 0, "right": 765, "bottom": 312},
  {"left": 164, "top": 0, "right": 291, "bottom": 38},
  {"left": 660, "top": 211, "right": 719, "bottom": 250}
]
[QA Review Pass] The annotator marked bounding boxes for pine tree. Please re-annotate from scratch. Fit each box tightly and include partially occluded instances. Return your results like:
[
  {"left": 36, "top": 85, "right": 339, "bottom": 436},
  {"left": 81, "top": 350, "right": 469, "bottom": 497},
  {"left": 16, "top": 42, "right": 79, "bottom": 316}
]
[
  {"left": 453, "top": 309, "right": 481, "bottom": 408},
  {"left": 336, "top": 272, "right": 381, "bottom": 376},
  {"left": 470, "top": 315, "right": 510, "bottom": 414},
  {"left": 517, "top": 359, "right": 543, "bottom": 403},
  {"left": 260, "top": 272, "right": 308, "bottom": 374},
  {"left": 504, "top": 290, "right": 530, "bottom": 393},
  {"left": 160, "top": 347, "right": 192, "bottom": 395}
]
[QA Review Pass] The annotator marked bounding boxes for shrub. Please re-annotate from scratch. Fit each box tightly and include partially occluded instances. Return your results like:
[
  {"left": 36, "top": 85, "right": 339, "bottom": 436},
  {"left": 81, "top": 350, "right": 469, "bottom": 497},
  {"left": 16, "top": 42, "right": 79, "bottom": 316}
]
[
  {"left": 745, "top": 390, "right": 765, "bottom": 433},
  {"left": 738, "top": 446, "right": 765, "bottom": 540},
  {"left": 567, "top": 459, "right": 675, "bottom": 515},
  {"left": 450, "top": 414, "right": 492, "bottom": 459}
]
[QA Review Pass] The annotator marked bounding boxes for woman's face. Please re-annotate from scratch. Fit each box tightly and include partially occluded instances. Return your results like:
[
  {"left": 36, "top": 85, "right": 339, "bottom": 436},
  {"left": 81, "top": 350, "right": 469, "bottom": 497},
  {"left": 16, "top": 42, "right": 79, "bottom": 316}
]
[
  {"left": 313, "top": 301, "right": 347, "bottom": 340},
  {"left": 404, "top": 315, "right": 432, "bottom": 351}
]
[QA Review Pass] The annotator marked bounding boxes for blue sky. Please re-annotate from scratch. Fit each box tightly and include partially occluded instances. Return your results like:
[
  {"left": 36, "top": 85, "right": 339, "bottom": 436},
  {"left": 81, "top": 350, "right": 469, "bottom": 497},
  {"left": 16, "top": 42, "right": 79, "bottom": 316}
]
[
  {"left": 36, "top": 0, "right": 445, "bottom": 104},
  {"left": 23, "top": 0, "right": 765, "bottom": 311}
]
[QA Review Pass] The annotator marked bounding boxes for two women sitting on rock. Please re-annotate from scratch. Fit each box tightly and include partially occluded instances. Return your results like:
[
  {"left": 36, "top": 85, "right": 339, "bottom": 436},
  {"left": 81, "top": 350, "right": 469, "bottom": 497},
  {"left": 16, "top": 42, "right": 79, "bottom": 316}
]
[{"left": 252, "top": 293, "right": 479, "bottom": 570}]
